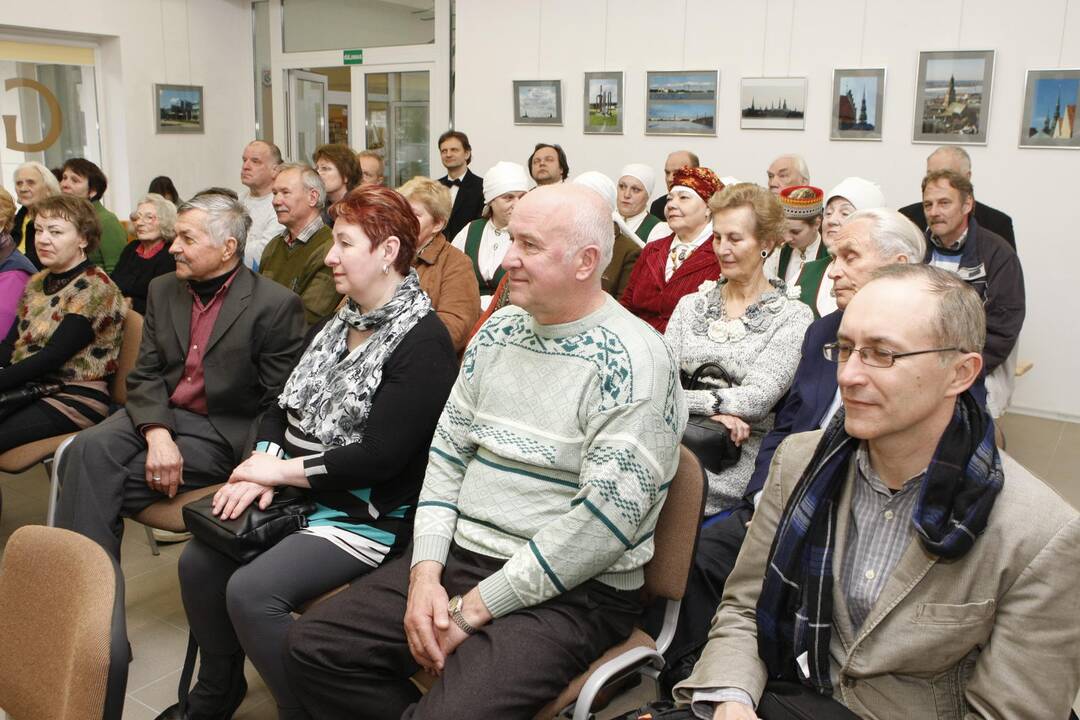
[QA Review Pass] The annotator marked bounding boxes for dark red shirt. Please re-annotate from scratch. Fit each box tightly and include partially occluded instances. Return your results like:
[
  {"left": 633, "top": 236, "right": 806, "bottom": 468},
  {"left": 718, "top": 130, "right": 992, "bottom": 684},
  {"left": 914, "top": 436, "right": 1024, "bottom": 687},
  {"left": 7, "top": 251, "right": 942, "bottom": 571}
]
[{"left": 168, "top": 270, "right": 239, "bottom": 414}]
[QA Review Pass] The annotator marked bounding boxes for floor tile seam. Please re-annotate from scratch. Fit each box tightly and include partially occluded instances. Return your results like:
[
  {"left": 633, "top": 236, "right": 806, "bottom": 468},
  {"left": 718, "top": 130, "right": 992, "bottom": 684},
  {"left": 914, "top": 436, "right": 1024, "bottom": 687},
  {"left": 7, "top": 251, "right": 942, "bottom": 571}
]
[
  {"left": 124, "top": 693, "right": 162, "bottom": 713},
  {"left": 127, "top": 664, "right": 188, "bottom": 695}
]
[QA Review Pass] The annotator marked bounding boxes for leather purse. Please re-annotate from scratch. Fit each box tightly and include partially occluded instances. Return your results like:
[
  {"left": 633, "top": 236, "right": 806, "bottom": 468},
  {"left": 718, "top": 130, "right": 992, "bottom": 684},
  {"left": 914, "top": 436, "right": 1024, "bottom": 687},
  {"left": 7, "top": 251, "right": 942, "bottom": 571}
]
[
  {"left": 182, "top": 487, "right": 317, "bottom": 564},
  {"left": 680, "top": 362, "right": 742, "bottom": 474}
]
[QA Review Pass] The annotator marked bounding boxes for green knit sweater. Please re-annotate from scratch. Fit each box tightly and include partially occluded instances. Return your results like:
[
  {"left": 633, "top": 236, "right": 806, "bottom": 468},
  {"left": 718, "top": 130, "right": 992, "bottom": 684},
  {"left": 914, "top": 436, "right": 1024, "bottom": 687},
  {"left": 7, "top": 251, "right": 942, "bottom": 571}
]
[
  {"left": 411, "top": 295, "right": 688, "bottom": 618},
  {"left": 88, "top": 201, "right": 127, "bottom": 274},
  {"left": 257, "top": 224, "right": 341, "bottom": 326}
]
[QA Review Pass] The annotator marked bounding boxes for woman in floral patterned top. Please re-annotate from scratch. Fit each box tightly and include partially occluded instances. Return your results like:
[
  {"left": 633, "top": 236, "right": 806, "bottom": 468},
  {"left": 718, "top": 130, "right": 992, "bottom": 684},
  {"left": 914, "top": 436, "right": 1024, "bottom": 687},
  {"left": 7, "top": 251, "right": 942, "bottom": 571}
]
[
  {"left": 0, "top": 195, "right": 125, "bottom": 452},
  {"left": 665, "top": 183, "right": 813, "bottom": 516}
]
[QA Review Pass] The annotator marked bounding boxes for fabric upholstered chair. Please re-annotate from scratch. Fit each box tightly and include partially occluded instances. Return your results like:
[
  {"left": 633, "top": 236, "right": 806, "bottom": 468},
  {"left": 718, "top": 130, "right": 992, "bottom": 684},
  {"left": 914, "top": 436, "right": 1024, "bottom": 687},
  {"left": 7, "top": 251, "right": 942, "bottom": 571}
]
[
  {"left": 0, "top": 525, "right": 129, "bottom": 720},
  {"left": 409, "top": 446, "right": 707, "bottom": 720}
]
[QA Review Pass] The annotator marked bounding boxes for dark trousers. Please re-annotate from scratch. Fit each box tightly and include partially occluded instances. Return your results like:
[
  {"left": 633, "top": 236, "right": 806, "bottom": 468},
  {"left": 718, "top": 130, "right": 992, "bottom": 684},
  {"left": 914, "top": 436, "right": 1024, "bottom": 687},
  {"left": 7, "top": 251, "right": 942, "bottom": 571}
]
[
  {"left": 0, "top": 399, "right": 80, "bottom": 452},
  {"left": 179, "top": 533, "right": 375, "bottom": 715},
  {"left": 660, "top": 504, "right": 752, "bottom": 698},
  {"left": 286, "top": 543, "right": 642, "bottom": 720},
  {"left": 54, "top": 408, "right": 234, "bottom": 559},
  {"left": 757, "top": 681, "right": 860, "bottom": 719}
]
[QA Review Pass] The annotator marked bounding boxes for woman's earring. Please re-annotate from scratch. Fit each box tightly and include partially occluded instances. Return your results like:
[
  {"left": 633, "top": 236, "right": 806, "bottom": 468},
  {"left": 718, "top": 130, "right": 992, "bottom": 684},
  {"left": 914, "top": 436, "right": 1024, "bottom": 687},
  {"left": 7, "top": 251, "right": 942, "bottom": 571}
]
[
  {"left": 381, "top": 263, "right": 389, "bottom": 275},
  {"left": 760, "top": 249, "right": 769, "bottom": 258}
]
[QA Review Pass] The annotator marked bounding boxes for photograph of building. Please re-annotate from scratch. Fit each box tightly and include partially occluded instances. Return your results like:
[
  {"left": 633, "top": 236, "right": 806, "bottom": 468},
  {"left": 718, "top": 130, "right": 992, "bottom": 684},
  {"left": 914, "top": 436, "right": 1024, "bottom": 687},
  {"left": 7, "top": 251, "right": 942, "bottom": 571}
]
[
  {"left": 914, "top": 51, "right": 994, "bottom": 144},
  {"left": 740, "top": 77, "right": 806, "bottom": 130},
  {"left": 1020, "top": 72, "right": 1079, "bottom": 148},
  {"left": 646, "top": 71, "right": 717, "bottom": 135},
  {"left": 584, "top": 72, "right": 622, "bottom": 134}
]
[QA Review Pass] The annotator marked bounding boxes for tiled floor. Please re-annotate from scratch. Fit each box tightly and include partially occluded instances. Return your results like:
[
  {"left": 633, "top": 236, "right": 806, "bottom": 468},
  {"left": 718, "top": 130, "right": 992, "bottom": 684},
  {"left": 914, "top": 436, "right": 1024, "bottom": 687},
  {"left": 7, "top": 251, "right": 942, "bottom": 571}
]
[{"left": 0, "top": 411, "right": 1077, "bottom": 719}]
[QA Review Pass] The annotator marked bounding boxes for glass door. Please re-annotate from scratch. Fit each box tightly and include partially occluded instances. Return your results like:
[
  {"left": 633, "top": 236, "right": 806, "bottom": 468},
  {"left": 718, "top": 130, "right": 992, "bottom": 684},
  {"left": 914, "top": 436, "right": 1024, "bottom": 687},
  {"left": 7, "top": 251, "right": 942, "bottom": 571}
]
[
  {"left": 287, "top": 69, "right": 328, "bottom": 163},
  {"left": 362, "top": 70, "right": 429, "bottom": 186}
]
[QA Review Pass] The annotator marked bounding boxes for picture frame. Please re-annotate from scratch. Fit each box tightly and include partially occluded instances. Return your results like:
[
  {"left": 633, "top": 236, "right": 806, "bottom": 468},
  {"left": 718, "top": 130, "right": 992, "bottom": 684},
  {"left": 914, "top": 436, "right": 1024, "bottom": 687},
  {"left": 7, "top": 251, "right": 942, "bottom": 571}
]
[
  {"left": 645, "top": 70, "right": 718, "bottom": 136},
  {"left": 583, "top": 72, "right": 623, "bottom": 135},
  {"left": 1018, "top": 68, "right": 1080, "bottom": 149},
  {"left": 912, "top": 50, "right": 995, "bottom": 145},
  {"left": 830, "top": 68, "right": 885, "bottom": 141},
  {"left": 740, "top": 77, "right": 807, "bottom": 130},
  {"left": 155, "top": 83, "right": 204, "bottom": 134},
  {"left": 513, "top": 80, "right": 562, "bottom": 126}
]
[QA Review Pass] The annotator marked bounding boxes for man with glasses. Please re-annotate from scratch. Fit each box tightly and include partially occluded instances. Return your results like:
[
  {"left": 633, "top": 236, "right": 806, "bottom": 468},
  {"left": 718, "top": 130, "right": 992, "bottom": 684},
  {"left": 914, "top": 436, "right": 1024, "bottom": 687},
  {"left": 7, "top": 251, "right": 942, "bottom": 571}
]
[
  {"left": 660, "top": 208, "right": 926, "bottom": 696},
  {"left": 674, "top": 263, "right": 1080, "bottom": 719}
]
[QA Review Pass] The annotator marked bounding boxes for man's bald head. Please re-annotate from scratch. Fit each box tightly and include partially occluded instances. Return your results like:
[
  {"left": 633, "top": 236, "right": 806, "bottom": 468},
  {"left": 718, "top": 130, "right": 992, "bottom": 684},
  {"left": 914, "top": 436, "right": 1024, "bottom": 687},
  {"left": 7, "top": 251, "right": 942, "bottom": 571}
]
[{"left": 927, "top": 146, "right": 971, "bottom": 178}]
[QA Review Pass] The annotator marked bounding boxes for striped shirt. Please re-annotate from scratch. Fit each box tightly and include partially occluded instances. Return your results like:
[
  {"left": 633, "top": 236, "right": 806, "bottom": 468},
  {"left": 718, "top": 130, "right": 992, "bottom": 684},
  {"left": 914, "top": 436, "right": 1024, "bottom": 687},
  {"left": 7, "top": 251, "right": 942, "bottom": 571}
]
[{"left": 841, "top": 444, "right": 925, "bottom": 630}]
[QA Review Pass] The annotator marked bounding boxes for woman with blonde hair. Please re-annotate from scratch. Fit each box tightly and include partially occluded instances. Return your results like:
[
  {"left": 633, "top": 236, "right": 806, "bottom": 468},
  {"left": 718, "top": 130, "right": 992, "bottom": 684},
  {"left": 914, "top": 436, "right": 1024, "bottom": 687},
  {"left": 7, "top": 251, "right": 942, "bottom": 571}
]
[
  {"left": 664, "top": 183, "right": 812, "bottom": 516},
  {"left": 397, "top": 176, "right": 480, "bottom": 353}
]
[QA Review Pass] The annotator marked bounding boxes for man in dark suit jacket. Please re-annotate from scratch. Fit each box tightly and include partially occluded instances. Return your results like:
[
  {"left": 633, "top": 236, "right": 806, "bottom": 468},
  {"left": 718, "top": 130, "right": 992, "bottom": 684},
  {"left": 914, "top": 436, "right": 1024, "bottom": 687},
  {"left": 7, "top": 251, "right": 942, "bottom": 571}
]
[
  {"left": 437, "top": 130, "right": 484, "bottom": 242},
  {"left": 898, "top": 145, "right": 1015, "bottom": 250},
  {"left": 56, "top": 192, "right": 305, "bottom": 559},
  {"left": 659, "top": 208, "right": 927, "bottom": 695}
]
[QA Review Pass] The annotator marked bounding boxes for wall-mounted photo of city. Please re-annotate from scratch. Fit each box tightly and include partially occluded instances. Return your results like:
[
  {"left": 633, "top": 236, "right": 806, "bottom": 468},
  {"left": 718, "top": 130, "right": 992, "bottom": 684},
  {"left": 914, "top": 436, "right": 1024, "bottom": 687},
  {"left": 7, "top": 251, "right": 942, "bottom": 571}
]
[
  {"left": 645, "top": 71, "right": 717, "bottom": 136},
  {"left": 1019, "top": 69, "right": 1079, "bottom": 149},
  {"left": 740, "top": 77, "right": 807, "bottom": 130},
  {"left": 831, "top": 68, "right": 885, "bottom": 141},
  {"left": 913, "top": 50, "right": 994, "bottom": 145},
  {"left": 584, "top": 72, "right": 623, "bottom": 134},
  {"left": 513, "top": 80, "right": 563, "bottom": 125},
  {"left": 155, "top": 84, "right": 203, "bottom": 134}
]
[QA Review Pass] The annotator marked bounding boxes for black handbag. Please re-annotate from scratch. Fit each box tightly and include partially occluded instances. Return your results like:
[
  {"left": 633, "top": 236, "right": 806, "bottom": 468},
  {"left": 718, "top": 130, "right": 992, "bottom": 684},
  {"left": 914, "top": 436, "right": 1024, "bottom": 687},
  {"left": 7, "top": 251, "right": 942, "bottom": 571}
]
[
  {"left": 182, "top": 486, "right": 316, "bottom": 564},
  {"left": 680, "top": 362, "right": 742, "bottom": 474}
]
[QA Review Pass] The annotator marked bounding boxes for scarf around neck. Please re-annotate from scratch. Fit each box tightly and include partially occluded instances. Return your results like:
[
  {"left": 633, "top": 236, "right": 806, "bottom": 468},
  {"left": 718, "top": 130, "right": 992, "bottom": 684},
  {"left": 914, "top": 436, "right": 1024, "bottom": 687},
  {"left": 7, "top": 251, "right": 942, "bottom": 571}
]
[
  {"left": 278, "top": 270, "right": 432, "bottom": 446},
  {"left": 755, "top": 391, "right": 1003, "bottom": 695}
]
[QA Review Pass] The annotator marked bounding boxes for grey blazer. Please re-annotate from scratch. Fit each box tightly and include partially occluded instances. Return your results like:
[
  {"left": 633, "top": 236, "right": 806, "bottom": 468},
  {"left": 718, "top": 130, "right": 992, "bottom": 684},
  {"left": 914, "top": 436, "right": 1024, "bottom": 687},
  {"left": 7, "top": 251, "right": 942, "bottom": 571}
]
[
  {"left": 125, "top": 265, "right": 306, "bottom": 462},
  {"left": 675, "top": 429, "right": 1080, "bottom": 720}
]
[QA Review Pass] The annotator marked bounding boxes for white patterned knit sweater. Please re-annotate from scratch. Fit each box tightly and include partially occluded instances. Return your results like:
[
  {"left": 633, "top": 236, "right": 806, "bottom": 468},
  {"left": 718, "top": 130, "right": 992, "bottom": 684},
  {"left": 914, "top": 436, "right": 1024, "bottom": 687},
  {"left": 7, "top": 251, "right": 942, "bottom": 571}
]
[
  {"left": 411, "top": 295, "right": 687, "bottom": 619},
  {"left": 665, "top": 278, "right": 813, "bottom": 515}
]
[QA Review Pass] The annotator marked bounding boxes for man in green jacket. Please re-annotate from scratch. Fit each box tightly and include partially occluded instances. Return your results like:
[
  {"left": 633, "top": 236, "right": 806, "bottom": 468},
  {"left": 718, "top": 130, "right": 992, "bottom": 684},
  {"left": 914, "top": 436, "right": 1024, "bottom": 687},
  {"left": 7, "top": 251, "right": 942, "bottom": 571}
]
[{"left": 259, "top": 163, "right": 341, "bottom": 325}]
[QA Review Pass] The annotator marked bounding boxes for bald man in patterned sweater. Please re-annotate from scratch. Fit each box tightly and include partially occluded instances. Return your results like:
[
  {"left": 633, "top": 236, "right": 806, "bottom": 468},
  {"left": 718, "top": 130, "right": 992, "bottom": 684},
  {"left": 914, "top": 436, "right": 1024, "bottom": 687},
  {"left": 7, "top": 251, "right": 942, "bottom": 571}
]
[{"left": 286, "top": 183, "right": 688, "bottom": 719}]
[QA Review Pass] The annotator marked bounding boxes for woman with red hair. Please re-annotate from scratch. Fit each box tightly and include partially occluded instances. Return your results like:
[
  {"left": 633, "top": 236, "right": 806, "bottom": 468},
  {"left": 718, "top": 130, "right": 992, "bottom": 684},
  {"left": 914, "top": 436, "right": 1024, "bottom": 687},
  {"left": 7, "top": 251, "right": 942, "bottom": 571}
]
[{"left": 168, "top": 186, "right": 459, "bottom": 720}]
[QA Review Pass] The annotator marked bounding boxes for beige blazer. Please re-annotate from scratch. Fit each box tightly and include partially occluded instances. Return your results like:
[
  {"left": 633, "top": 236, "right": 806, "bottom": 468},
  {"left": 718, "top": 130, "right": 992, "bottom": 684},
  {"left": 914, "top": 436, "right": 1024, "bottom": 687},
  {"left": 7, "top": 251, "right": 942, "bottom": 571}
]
[{"left": 675, "top": 430, "right": 1080, "bottom": 720}]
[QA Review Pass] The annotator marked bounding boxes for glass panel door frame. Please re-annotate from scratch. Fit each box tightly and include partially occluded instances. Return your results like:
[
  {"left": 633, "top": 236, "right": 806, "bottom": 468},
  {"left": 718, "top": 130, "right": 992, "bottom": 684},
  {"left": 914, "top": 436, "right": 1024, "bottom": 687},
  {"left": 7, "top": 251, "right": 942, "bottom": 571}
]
[
  {"left": 351, "top": 63, "right": 433, "bottom": 186},
  {"left": 287, "top": 69, "right": 328, "bottom": 165},
  {"left": 267, "top": 0, "right": 450, "bottom": 174}
]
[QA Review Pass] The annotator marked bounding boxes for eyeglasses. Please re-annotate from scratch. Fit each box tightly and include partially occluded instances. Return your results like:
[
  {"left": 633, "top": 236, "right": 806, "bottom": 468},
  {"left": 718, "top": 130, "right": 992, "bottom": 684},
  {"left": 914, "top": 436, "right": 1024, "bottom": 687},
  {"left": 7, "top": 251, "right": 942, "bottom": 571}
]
[{"left": 822, "top": 341, "right": 961, "bottom": 368}]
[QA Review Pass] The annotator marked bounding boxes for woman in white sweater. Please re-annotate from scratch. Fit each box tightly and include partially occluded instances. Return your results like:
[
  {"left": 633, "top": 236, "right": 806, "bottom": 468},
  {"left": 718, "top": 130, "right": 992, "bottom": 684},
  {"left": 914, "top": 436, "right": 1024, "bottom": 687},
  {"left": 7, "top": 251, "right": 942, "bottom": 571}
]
[{"left": 665, "top": 183, "right": 813, "bottom": 516}]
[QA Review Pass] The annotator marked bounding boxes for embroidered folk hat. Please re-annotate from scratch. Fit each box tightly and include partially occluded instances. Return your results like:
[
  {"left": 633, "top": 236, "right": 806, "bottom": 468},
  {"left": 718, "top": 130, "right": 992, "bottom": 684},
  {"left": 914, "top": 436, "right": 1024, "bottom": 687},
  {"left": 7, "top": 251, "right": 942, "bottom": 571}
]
[
  {"left": 779, "top": 185, "right": 825, "bottom": 219},
  {"left": 669, "top": 166, "right": 724, "bottom": 205}
]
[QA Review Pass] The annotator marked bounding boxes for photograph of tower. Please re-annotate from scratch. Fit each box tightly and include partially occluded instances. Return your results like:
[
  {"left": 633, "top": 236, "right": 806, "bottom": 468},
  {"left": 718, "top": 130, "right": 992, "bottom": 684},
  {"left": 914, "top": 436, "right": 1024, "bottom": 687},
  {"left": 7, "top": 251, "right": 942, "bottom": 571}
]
[
  {"left": 831, "top": 68, "right": 885, "bottom": 140},
  {"left": 1019, "top": 69, "right": 1080, "bottom": 149},
  {"left": 740, "top": 77, "right": 807, "bottom": 130},
  {"left": 583, "top": 72, "right": 623, "bottom": 134},
  {"left": 913, "top": 50, "right": 994, "bottom": 145}
]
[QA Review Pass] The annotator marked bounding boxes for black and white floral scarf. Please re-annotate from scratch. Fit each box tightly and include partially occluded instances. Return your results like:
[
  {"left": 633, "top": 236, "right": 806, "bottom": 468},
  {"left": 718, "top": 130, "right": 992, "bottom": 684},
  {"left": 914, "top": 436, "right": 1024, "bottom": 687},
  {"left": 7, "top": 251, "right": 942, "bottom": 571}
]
[{"left": 278, "top": 270, "right": 431, "bottom": 446}]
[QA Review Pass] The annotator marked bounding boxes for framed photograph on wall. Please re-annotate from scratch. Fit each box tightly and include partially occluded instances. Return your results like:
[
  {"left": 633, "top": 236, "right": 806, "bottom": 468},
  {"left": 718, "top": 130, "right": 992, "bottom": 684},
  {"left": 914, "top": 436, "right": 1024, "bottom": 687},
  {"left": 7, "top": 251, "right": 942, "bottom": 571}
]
[
  {"left": 740, "top": 77, "right": 807, "bottom": 130},
  {"left": 1018, "top": 69, "right": 1080, "bottom": 149},
  {"left": 583, "top": 72, "right": 623, "bottom": 134},
  {"left": 912, "top": 50, "right": 994, "bottom": 145},
  {"left": 155, "top": 84, "right": 204, "bottom": 134},
  {"left": 645, "top": 70, "right": 717, "bottom": 136},
  {"left": 513, "top": 80, "right": 562, "bottom": 126},
  {"left": 830, "top": 68, "right": 885, "bottom": 140}
]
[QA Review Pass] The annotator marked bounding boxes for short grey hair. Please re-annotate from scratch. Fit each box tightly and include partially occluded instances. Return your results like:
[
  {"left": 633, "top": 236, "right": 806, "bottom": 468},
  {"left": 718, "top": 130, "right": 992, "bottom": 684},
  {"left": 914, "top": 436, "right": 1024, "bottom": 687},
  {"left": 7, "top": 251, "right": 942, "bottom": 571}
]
[
  {"left": 15, "top": 161, "right": 61, "bottom": 197},
  {"left": 176, "top": 192, "right": 251, "bottom": 257},
  {"left": 869, "top": 264, "right": 985, "bottom": 355},
  {"left": 776, "top": 153, "right": 810, "bottom": 182},
  {"left": 846, "top": 208, "right": 926, "bottom": 262},
  {"left": 135, "top": 193, "right": 178, "bottom": 240},
  {"left": 929, "top": 146, "right": 971, "bottom": 175},
  {"left": 277, "top": 162, "right": 327, "bottom": 210},
  {"left": 563, "top": 185, "right": 615, "bottom": 271}
]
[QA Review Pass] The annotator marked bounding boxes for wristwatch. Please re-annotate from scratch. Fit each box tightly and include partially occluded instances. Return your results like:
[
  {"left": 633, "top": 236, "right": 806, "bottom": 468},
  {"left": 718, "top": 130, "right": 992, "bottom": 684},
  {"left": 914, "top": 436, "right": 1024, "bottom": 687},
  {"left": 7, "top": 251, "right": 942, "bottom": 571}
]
[{"left": 448, "top": 595, "right": 477, "bottom": 635}]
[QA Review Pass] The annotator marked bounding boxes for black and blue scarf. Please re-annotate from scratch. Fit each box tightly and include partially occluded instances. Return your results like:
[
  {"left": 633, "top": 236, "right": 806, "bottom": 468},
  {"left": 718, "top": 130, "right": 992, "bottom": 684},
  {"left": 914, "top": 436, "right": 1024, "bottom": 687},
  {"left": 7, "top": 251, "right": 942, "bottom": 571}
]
[{"left": 755, "top": 391, "right": 1003, "bottom": 695}]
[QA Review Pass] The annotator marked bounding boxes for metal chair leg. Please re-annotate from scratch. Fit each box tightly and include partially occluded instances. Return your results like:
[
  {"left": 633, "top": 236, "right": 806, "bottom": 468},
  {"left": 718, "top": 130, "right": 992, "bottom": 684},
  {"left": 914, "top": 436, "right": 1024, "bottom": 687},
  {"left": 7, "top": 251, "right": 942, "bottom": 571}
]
[
  {"left": 145, "top": 525, "right": 160, "bottom": 556},
  {"left": 46, "top": 436, "right": 77, "bottom": 527}
]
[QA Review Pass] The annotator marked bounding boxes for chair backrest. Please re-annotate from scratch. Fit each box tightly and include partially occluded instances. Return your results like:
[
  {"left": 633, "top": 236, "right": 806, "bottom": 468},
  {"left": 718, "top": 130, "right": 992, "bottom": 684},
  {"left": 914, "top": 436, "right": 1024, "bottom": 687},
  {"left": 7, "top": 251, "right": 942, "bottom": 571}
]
[
  {"left": 643, "top": 445, "right": 707, "bottom": 602},
  {"left": 111, "top": 309, "right": 144, "bottom": 406},
  {"left": 0, "top": 526, "right": 128, "bottom": 720}
]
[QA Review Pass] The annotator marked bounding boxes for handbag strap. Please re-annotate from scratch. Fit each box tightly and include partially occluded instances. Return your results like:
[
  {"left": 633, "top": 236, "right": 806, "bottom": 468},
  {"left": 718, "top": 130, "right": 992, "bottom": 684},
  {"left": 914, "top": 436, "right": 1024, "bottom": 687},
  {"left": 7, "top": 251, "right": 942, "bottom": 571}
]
[
  {"left": 686, "top": 362, "right": 734, "bottom": 390},
  {"left": 178, "top": 631, "right": 199, "bottom": 712}
]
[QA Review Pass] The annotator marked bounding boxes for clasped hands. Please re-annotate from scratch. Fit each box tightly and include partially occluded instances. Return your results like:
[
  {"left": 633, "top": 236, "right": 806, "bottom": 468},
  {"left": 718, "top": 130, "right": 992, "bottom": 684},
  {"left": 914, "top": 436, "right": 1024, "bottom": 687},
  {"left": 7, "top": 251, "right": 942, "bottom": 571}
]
[{"left": 404, "top": 560, "right": 491, "bottom": 675}]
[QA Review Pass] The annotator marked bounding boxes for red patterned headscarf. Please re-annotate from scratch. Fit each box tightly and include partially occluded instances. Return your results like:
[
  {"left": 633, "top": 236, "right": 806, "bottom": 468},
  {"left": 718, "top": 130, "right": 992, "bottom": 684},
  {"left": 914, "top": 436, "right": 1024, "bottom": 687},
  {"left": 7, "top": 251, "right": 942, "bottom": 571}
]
[{"left": 670, "top": 166, "right": 724, "bottom": 204}]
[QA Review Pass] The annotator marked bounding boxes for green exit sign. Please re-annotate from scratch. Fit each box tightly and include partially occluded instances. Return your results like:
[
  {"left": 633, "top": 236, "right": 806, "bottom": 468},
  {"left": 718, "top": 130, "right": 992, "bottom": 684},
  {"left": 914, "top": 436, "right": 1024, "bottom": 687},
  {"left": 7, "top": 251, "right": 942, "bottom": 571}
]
[{"left": 344, "top": 49, "right": 364, "bottom": 65}]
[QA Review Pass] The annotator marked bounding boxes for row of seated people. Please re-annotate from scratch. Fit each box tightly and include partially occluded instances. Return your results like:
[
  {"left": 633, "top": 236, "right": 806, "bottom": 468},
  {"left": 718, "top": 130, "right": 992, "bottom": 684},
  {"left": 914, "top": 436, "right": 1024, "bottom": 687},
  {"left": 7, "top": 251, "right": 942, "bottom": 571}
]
[{"left": 0, "top": 173, "right": 1068, "bottom": 717}]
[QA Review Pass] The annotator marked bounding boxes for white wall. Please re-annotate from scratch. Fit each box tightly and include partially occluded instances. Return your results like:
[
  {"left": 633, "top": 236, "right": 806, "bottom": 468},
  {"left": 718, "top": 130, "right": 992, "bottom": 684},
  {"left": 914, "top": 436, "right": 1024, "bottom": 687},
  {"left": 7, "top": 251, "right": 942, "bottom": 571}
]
[
  {"left": 1, "top": 0, "right": 256, "bottom": 217},
  {"left": 455, "top": 0, "right": 1080, "bottom": 420}
]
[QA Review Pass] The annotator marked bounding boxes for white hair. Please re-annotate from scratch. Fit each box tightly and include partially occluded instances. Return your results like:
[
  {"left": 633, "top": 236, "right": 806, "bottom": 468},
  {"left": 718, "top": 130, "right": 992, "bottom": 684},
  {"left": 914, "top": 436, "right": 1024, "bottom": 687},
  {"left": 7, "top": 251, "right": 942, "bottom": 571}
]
[
  {"left": 929, "top": 146, "right": 971, "bottom": 175},
  {"left": 563, "top": 186, "right": 615, "bottom": 271},
  {"left": 135, "top": 193, "right": 179, "bottom": 240},
  {"left": 277, "top": 162, "right": 327, "bottom": 210},
  {"left": 846, "top": 208, "right": 926, "bottom": 262},
  {"left": 14, "top": 161, "right": 61, "bottom": 198},
  {"left": 177, "top": 193, "right": 252, "bottom": 256},
  {"left": 776, "top": 154, "right": 810, "bottom": 182}
]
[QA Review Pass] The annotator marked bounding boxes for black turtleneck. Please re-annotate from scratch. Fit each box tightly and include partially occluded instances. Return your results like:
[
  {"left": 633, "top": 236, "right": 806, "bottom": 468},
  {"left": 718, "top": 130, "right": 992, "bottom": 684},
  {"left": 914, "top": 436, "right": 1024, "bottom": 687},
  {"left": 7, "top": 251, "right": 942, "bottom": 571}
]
[
  {"left": 188, "top": 265, "right": 240, "bottom": 305},
  {"left": 0, "top": 261, "right": 96, "bottom": 390}
]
